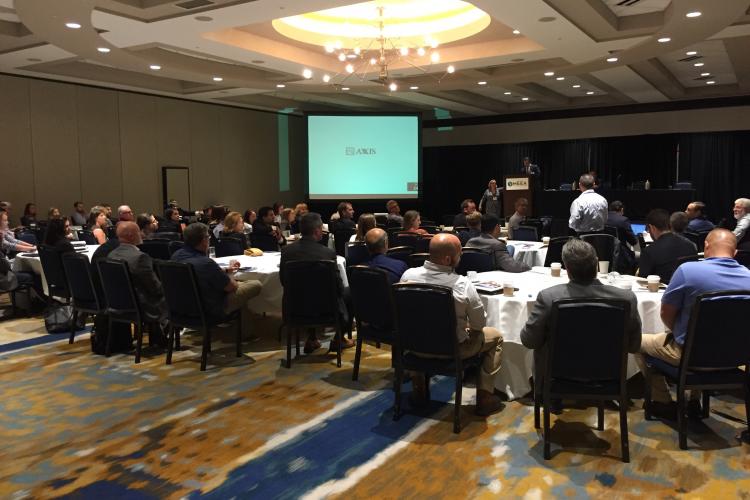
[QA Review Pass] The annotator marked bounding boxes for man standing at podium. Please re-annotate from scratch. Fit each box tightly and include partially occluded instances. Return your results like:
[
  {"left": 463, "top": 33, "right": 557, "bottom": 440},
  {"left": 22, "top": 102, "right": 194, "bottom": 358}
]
[
  {"left": 521, "top": 156, "right": 542, "bottom": 215},
  {"left": 521, "top": 156, "right": 541, "bottom": 176}
]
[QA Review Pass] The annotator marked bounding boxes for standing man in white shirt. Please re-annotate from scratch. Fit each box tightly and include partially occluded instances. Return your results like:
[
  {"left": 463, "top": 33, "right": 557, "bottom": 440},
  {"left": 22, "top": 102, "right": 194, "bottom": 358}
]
[{"left": 568, "top": 174, "right": 608, "bottom": 234}]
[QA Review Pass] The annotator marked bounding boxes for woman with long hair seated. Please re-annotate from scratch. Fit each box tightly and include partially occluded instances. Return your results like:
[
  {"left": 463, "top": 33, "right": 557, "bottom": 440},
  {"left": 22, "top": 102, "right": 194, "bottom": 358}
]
[
  {"left": 351, "top": 213, "right": 377, "bottom": 242},
  {"left": 219, "top": 211, "right": 249, "bottom": 250},
  {"left": 161, "top": 208, "right": 185, "bottom": 234},
  {"left": 291, "top": 203, "right": 308, "bottom": 234},
  {"left": 136, "top": 213, "right": 159, "bottom": 240},
  {"left": 401, "top": 210, "right": 428, "bottom": 235},
  {"left": 48, "top": 207, "right": 61, "bottom": 220},
  {"left": 87, "top": 206, "right": 109, "bottom": 244},
  {"left": 21, "top": 203, "right": 37, "bottom": 227},
  {"left": 44, "top": 217, "right": 75, "bottom": 255}
]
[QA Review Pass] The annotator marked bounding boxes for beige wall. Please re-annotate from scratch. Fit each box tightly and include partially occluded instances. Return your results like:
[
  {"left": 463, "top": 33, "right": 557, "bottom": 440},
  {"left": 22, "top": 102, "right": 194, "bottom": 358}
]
[
  {"left": 423, "top": 104, "right": 750, "bottom": 147},
  {"left": 0, "top": 74, "right": 305, "bottom": 224}
]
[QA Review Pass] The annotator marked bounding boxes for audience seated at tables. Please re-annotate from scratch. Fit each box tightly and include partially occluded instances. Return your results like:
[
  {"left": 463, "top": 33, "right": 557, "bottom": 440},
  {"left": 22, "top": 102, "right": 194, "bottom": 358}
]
[
  {"left": 160, "top": 208, "right": 185, "bottom": 235},
  {"left": 108, "top": 222, "right": 169, "bottom": 345},
  {"left": 101, "top": 204, "right": 115, "bottom": 227},
  {"left": 253, "top": 206, "right": 285, "bottom": 249},
  {"left": 137, "top": 213, "right": 159, "bottom": 240},
  {"left": 43, "top": 218, "right": 75, "bottom": 255},
  {"left": 732, "top": 198, "right": 750, "bottom": 251},
  {"left": 607, "top": 201, "right": 637, "bottom": 246},
  {"left": 243, "top": 209, "right": 257, "bottom": 233},
  {"left": 685, "top": 201, "right": 715, "bottom": 233},
  {"left": 452, "top": 198, "right": 477, "bottom": 228},
  {"left": 172, "top": 222, "right": 262, "bottom": 328},
  {"left": 670, "top": 211, "right": 694, "bottom": 244},
  {"left": 219, "top": 211, "right": 249, "bottom": 250},
  {"left": 365, "top": 228, "right": 407, "bottom": 284},
  {"left": 278, "top": 208, "right": 295, "bottom": 233},
  {"left": 47, "top": 207, "right": 61, "bottom": 220},
  {"left": 209, "top": 205, "right": 227, "bottom": 228},
  {"left": 117, "top": 205, "right": 134, "bottom": 223},
  {"left": 88, "top": 206, "right": 109, "bottom": 245},
  {"left": 291, "top": 204, "right": 307, "bottom": 234},
  {"left": 458, "top": 212, "right": 482, "bottom": 246},
  {"left": 20, "top": 203, "right": 37, "bottom": 227},
  {"left": 508, "top": 197, "right": 529, "bottom": 240},
  {"left": 70, "top": 202, "right": 87, "bottom": 226},
  {"left": 328, "top": 202, "right": 356, "bottom": 232},
  {"left": 386, "top": 200, "right": 403, "bottom": 226},
  {"left": 636, "top": 229, "right": 750, "bottom": 419},
  {"left": 0, "top": 209, "right": 35, "bottom": 254},
  {"left": 351, "top": 213, "right": 376, "bottom": 242},
  {"left": 400, "top": 233, "right": 504, "bottom": 416},
  {"left": 401, "top": 210, "right": 429, "bottom": 236},
  {"left": 272, "top": 202, "right": 285, "bottom": 225},
  {"left": 0, "top": 251, "right": 42, "bottom": 300},
  {"left": 568, "top": 174, "right": 608, "bottom": 234},
  {"left": 467, "top": 214, "right": 530, "bottom": 273},
  {"left": 280, "top": 212, "right": 354, "bottom": 354},
  {"left": 520, "top": 238, "right": 642, "bottom": 370},
  {"left": 638, "top": 209, "right": 697, "bottom": 283}
]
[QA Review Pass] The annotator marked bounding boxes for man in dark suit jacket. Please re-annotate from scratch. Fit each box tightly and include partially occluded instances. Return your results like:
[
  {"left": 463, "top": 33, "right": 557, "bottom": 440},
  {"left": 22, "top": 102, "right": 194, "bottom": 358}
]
[
  {"left": 606, "top": 201, "right": 637, "bottom": 246},
  {"left": 452, "top": 198, "right": 477, "bottom": 228},
  {"left": 638, "top": 209, "right": 697, "bottom": 283},
  {"left": 467, "top": 214, "right": 530, "bottom": 273},
  {"left": 521, "top": 156, "right": 541, "bottom": 176},
  {"left": 280, "top": 212, "right": 353, "bottom": 353},
  {"left": 365, "top": 227, "right": 407, "bottom": 284},
  {"left": 458, "top": 212, "right": 482, "bottom": 246},
  {"left": 328, "top": 201, "right": 356, "bottom": 233}
]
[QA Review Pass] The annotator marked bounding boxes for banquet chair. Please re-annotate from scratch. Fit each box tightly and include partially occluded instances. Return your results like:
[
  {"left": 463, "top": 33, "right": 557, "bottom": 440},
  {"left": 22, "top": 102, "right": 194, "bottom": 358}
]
[
  {"left": 138, "top": 239, "right": 171, "bottom": 260},
  {"left": 386, "top": 246, "right": 413, "bottom": 265},
  {"left": 408, "top": 253, "right": 429, "bottom": 268},
  {"left": 543, "top": 237, "right": 571, "bottom": 268},
  {"left": 38, "top": 245, "right": 70, "bottom": 302},
  {"left": 250, "top": 232, "right": 279, "bottom": 252},
  {"left": 392, "top": 282, "right": 481, "bottom": 433},
  {"left": 16, "top": 229, "right": 37, "bottom": 245},
  {"left": 506, "top": 245, "right": 515, "bottom": 258},
  {"left": 415, "top": 235, "right": 432, "bottom": 254},
  {"left": 580, "top": 234, "right": 616, "bottom": 268},
  {"left": 152, "top": 231, "right": 181, "bottom": 241},
  {"left": 533, "top": 298, "right": 632, "bottom": 462},
  {"left": 684, "top": 230, "right": 710, "bottom": 252},
  {"left": 513, "top": 226, "right": 538, "bottom": 242},
  {"left": 168, "top": 240, "right": 184, "bottom": 256},
  {"left": 456, "top": 248, "right": 493, "bottom": 275},
  {"left": 215, "top": 237, "right": 244, "bottom": 258},
  {"left": 644, "top": 290, "right": 750, "bottom": 449},
  {"left": 736, "top": 250, "right": 750, "bottom": 270},
  {"left": 77, "top": 229, "right": 98, "bottom": 245},
  {"left": 393, "top": 233, "right": 419, "bottom": 249},
  {"left": 345, "top": 242, "right": 370, "bottom": 267},
  {"left": 97, "top": 259, "right": 146, "bottom": 362},
  {"left": 349, "top": 265, "right": 396, "bottom": 381},
  {"left": 62, "top": 253, "right": 105, "bottom": 345},
  {"left": 333, "top": 228, "right": 356, "bottom": 257}
]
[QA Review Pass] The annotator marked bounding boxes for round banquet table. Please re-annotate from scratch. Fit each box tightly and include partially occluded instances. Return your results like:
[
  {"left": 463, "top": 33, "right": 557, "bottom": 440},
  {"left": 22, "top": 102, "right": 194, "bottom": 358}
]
[
  {"left": 506, "top": 240, "right": 548, "bottom": 268},
  {"left": 12, "top": 244, "right": 98, "bottom": 296},
  {"left": 474, "top": 267, "right": 666, "bottom": 400}
]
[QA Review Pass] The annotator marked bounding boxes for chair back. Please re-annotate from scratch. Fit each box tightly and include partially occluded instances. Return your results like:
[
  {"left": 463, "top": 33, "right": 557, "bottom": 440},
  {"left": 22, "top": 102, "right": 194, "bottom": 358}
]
[
  {"left": 281, "top": 260, "right": 340, "bottom": 326},
  {"left": 333, "top": 228, "right": 357, "bottom": 257},
  {"left": 215, "top": 237, "right": 245, "bottom": 257},
  {"left": 138, "top": 239, "right": 171, "bottom": 260},
  {"left": 386, "top": 219, "right": 402, "bottom": 228},
  {"left": 736, "top": 250, "right": 750, "bottom": 270},
  {"left": 349, "top": 266, "right": 395, "bottom": 341},
  {"left": 319, "top": 232, "right": 330, "bottom": 247},
  {"left": 393, "top": 233, "right": 418, "bottom": 249},
  {"left": 393, "top": 283, "right": 457, "bottom": 357},
  {"left": 345, "top": 242, "right": 370, "bottom": 266},
  {"left": 16, "top": 230, "right": 37, "bottom": 245},
  {"left": 386, "top": 246, "right": 413, "bottom": 264},
  {"left": 168, "top": 240, "right": 184, "bottom": 256},
  {"left": 681, "top": 291, "right": 750, "bottom": 370},
  {"left": 684, "top": 230, "right": 709, "bottom": 251},
  {"left": 77, "top": 229, "right": 98, "bottom": 245},
  {"left": 97, "top": 259, "right": 140, "bottom": 320},
  {"left": 549, "top": 218, "right": 570, "bottom": 238},
  {"left": 250, "top": 232, "right": 279, "bottom": 252},
  {"left": 415, "top": 235, "right": 432, "bottom": 253},
  {"left": 38, "top": 245, "right": 69, "bottom": 299},
  {"left": 153, "top": 231, "right": 181, "bottom": 241},
  {"left": 62, "top": 252, "right": 103, "bottom": 312},
  {"left": 580, "top": 233, "right": 616, "bottom": 264},
  {"left": 543, "top": 237, "right": 570, "bottom": 267},
  {"left": 602, "top": 226, "right": 618, "bottom": 238},
  {"left": 547, "top": 298, "right": 630, "bottom": 382},
  {"left": 375, "top": 214, "right": 387, "bottom": 226},
  {"left": 513, "top": 226, "right": 538, "bottom": 242},
  {"left": 155, "top": 261, "right": 208, "bottom": 328},
  {"left": 408, "top": 253, "right": 429, "bottom": 268},
  {"left": 456, "top": 249, "right": 493, "bottom": 275}
]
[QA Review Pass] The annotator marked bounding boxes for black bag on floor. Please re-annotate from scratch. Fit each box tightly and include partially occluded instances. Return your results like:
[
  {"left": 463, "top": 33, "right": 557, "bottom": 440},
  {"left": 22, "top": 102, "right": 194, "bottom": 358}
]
[
  {"left": 44, "top": 301, "right": 86, "bottom": 333},
  {"left": 91, "top": 313, "right": 133, "bottom": 355}
]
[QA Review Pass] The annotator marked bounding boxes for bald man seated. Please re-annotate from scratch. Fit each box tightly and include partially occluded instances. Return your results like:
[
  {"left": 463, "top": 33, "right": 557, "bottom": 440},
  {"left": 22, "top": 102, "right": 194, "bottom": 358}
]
[
  {"left": 637, "top": 229, "right": 750, "bottom": 419},
  {"left": 400, "top": 233, "right": 504, "bottom": 416},
  {"left": 365, "top": 228, "right": 407, "bottom": 284}
]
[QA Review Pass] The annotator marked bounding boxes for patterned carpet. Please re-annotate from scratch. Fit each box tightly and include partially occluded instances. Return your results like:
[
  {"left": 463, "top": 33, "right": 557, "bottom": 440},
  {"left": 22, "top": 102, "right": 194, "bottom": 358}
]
[{"left": 0, "top": 309, "right": 749, "bottom": 499}]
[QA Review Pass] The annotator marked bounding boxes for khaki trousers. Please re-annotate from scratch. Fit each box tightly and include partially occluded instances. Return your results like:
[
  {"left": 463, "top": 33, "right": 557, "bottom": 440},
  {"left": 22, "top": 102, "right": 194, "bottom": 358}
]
[
  {"left": 636, "top": 331, "right": 698, "bottom": 403},
  {"left": 459, "top": 327, "right": 503, "bottom": 393},
  {"left": 224, "top": 280, "right": 263, "bottom": 334}
]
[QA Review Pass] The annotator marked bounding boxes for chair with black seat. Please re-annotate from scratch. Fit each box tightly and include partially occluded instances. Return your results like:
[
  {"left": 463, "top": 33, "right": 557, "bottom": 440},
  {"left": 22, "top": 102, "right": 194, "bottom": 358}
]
[
  {"left": 386, "top": 246, "right": 413, "bottom": 265},
  {"left": 38, "top": 245, "right": 70, "bottom": 303},
  {"left": 16, "top": 229, "right": 37, "bottom": 245},
  {"left": 513, "top": 226, "right": 538, "bottom": 242},
  {"left": 533, "top": 298, "right": 632, "bottom": 462},
  {"left": 156, "top": 260, "right": 243, "bottom": 371},
  {"left": 408, "top": 253, "right": 429, "bottom": 268},
  {"left": 415, "top": 235, "right": 432, "bottom": 253},
  {"left": 386, "top": 218, "right": 402, "bottom": 229},
  {"left": 684, "top": 230, "right": 710, "bottom": 252},
  {"left": 549, "top": 219, "right": 570, "bottom": 238},
  {"left": 580, "top": 233, "right": 616, "bottom": 268},
  {"left": 168, "top": 240, "right": 184, "bottom": 256},
  {"left": 1, "top": 281, "right": 31, "bottom": 319},
  {"left": 97, "top": 259, "right": 146, "bottom": 362},
  {"left": 345, "top": 242, "right": 370, "bottom": 266},
  {"left": 455, "top": 248, "right": 493, "bottom": 276},
  {"left": 386, "top": 227, "right": 402, "bottom": 241},
  {"left": 62, "top": 253, "right": 105, "bottom": 344},
  {"left": 249, "top": 232, "right": 279, "bottom": 252},
  {"left": 602, "top": 226, "right": 618, "bottom": 238},
  {"left": 736, "top": 250, "right": 750, "bottom": 270},
  {"left": 215, "top": 237, "right": 245, "bottom": 258},
  {"left": 77, "top": 229, "right": 98, "bottom": 245},
  {"left": 349, "top": 265, "right": 396, "bottom": 381},
  {"left": 543, "top": 237, "right": 571, "bottom": 268},
  {"left": 644, "top": 290, "right": 750, "bottom": 449},
  {"left": 152, "top": 231, "right": 181, "bottom": 241},
  {"left": 138, "top": 239, "right": 171, "bottom": 260},
  {"left": 524, "top": 219, "right": 544, "bottom": 238},
  {"left": 333, "top": 228, "right": 356, "bottom": 257},
  {"left": 375, "top": 214, "right": 387, "bottom": 226},
  {"left": 281, "top": 260, "right": 345, "bottom": 368},
  {"left": 392, "top": 282, "right": 480, "bottom": 433},
  {"left": 393, "top": 232, "right": 418, "bottom": 249}
]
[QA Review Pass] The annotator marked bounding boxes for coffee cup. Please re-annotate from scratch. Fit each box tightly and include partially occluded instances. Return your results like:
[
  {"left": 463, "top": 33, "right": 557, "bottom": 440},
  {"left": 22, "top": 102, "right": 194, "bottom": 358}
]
[
  {"left": 647, "top": 275, "right": 660, "bottom": 292},
  {"left": 598, "top": 261, "right": 610, "bottom": 274},
  {"left": 550, "top": 262, "right": 562, "bottom": 277},
  {"left": 503, "top": 281, "right": 514, "bottom": 297},
  {"left": 542, "top": 236, "right": 550, "bottom": 245}
]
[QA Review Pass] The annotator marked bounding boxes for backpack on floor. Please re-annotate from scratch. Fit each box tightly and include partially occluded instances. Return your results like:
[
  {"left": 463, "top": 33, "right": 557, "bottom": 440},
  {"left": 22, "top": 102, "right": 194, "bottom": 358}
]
[{"left": 90, "top": 313, "right": 133, "bottom": 355}]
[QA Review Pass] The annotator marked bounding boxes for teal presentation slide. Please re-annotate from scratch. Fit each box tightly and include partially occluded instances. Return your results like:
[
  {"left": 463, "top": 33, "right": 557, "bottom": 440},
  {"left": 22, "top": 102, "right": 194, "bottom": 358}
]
[{"left": 308, "top": 115, "right": 419, "bottom": 199}]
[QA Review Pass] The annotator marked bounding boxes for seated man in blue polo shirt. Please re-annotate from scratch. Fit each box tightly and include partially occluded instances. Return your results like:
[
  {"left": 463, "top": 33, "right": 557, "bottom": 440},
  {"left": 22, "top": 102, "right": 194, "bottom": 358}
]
[
  {"left": 172, "top": 223, "right": 262, "bottom": 326},
  {"left": 365, "top": 227, "right": 407, "bottom": 284},
  {"left": 637, "top": 229, "right": 750, "bottom": 419}
]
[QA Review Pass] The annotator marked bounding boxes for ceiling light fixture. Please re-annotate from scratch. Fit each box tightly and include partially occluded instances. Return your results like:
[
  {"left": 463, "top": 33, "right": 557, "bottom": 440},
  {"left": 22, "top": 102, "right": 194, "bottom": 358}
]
[
  {"left": 521, "top": 97, "right": 529, "bottom": 101},
  {"left": 97, "top": 47, "right": 110, "bottom": 53},
  {"left": 447, "top": 65, "right": 455, "bottom": 73},
  {"left": 686, "top": 11, "right": 701, "bottom": 18},
  {"left": 323, "top": 74, "right": 331, "bottom": 83},
  {"left": 694, "top": 62, "right": 704, "bottom": 67},
  {"left": 586, "top": 91, "right": 595, "bottom": 95},
  {"left": 657, "top": 37, "right": 671, "bottom": 43},
  {"left": 503, "top": 91, "right": 511, "bottom": 95},
  {"left": 410, "top": 86, "right": 419, "bottom": 90},
  {"left": 149, "top": 64, "right": 161, "bottom": 70},
  {"left": 686, "top": 51, "right": 698, "bottom": 56},
  {"left": 512, "top": 29, "right": 520, "bottom": 35},
  {"left": 389, "top": 82, "right": 398, "bottom": 91},
  {"left": 544, "top": 71, "right": 555, "bottom": 76},
  {"left": 706, "top": 80, "right": 715, "bottom": 85},
  {"left": 213, "top": 76, "right": 223, "bottom": 82},
  {"left": 572, "top": 84, "right": 581, "bottom": 88},
  {"left": 606, "top": 57, "right": 618, "bottom": 62},
  {"left": 341, "top": 87, "right": 350, "bottom": 90},
  {"left": 556, "top": 76, "right": 565, "bottom": 81},
  {"left": 65, "top": 22, "right": 81, "bottom": 29},
  {"left": 700, "top": 72, "right": 710, "bottom": 76},
  {"left": 276, "top": 84, "right": 286, "bottom": 88},
  {"left": 477, "top": 81, "right": 487, "bottom": 85},
  {"left": 302, "top": 68, "right": 312, "bottom": 79}
]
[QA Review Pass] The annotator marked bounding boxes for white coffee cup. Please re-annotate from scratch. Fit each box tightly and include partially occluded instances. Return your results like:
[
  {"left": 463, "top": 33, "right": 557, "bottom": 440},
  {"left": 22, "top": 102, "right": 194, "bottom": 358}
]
[
  {"left": 550, "top": 262, "right": 562, "bottom": 277},
  {"left": 503, "top": 280, "right": 514, "bottom": 297},
  {"left": 647, "top": 275, "right": 661, "bottom": 292},
  {"left": 598, "top": 261, "right": 610, "bottom": 274},
  {"left": 542, "top": 236, "right": 550, "bottom": 245},
  {"left": 467, "top": 270, "right": 478, "bottom": 281}
]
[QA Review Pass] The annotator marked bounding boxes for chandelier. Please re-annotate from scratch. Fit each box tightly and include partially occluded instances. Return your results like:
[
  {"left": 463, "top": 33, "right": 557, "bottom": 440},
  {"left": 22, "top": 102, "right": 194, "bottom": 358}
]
[{"left": 272, "top": 0, "right": 491, "bottom": 90}]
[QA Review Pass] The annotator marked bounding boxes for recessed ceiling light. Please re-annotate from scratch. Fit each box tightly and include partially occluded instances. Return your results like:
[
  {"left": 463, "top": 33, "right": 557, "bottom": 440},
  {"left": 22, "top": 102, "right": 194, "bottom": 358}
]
[
  {"left": 521, "top": 97, "right": 529, "bottom": 101},
  {"left": 213, "top": 76, "right": 223, "bottom": 82},
  {"left": 194, "top": 15, "right": 213, "bottom": 21},
  {"left": 416, "top": 47, "right": 426, "bottom": 57},
  {"left": 606, "top": 57, "right": 618, "bottom": 63},
  {"left": 686, "top": 51, "right": 698, "bottom": 56},
  {"left": 700, "top": 72, "right": 710, "bottom": 77},
  {"left": 65, "top": 22, "right": 81, "bottom": 29},
  {"left": 446, "top": 65, "right": 455, "bottom": 74},
  {"left": 97, "top": 47, "right": 110, "bottom": 53},
  {"left": 586, "top": 91, "right": 595, "bottom": 95},
  {"left": 544, "top": 71, "right": 554, "bottom": 76},
  {"left": 572, "top": 84, "right": 581, "bottom": 88},
  {"left": 706, "top": 80, "right": 715, "bottom": 85},
  {"left": 341, "top": 87, "right": 350, "bottom": 91},
  {"left": 555, "top": 76, "right": 565, "bottom": 81},
  {"left": 430, "top": 52, "right": 440, "bottom": 63},
  {"left": 657, "top": 37, "right": 671, "bottom": 43},
  {"left": 276, "top": 84, "right": 285, "bottom": 88},
  {"left": 389, "top": 82, "right": 398, "bottom": 92},
  {"left": 686, "top": 11, "right": 701, "bottom": 18},
  {"left": 345, "top": 64, "right": 354, "bottom": 74},
  {"left": 302, "top": 68, "right": 312, "bottom": 79},
  {"left": 323, "top": 74, "right": 331, "bottom": 83},
  {"left": 149, "top": 64, "right": 161, "bottom": 70},
  {"left": 503, "top": 91, "right": 511, "bottom": 95},
  {"left": 410, "top": 86, "right": 419, "bottom": 90},
  {"left": 512, "top": 29, "right": 520, "bottom": 35},
  {"left": 477, "top": 81, "right": 487, "bottom": 85},
  {"left": 694, "top": 62, "right": 704, "bottom": 67}
]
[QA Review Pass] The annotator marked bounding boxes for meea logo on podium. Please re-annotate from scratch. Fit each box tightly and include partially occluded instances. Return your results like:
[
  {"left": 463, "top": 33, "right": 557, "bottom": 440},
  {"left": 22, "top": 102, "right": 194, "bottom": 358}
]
[{"left": 506, "top": 178, "right": 529, "bottom": 190}]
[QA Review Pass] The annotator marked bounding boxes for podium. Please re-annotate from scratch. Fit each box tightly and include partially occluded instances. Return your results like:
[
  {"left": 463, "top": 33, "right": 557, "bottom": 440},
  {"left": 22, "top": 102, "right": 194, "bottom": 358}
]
[{"left": 503, "top": 175, "right": 533, "bottom": 217}]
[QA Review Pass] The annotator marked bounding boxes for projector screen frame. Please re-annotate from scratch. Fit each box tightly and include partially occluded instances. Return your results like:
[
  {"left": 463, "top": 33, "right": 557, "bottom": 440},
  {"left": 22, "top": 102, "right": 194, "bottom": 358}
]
[{"left": 305, "top": 111, "right": 423, "bottom": 202}]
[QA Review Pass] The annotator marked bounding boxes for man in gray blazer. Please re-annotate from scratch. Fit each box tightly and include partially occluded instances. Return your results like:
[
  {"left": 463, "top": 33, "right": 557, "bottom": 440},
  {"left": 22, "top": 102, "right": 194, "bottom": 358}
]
[
  {"left": 466, "top": 214, "right": 530, "bottom": 273},
  {"left": 520, "top": 239, "right": 642, "bottom": 366}
]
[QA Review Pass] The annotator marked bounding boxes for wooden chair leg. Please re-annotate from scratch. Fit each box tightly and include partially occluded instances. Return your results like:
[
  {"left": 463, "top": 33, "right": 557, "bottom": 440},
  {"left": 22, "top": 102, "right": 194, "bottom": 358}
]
[
  {"left": 335, "top": 325, "right": 342, "bottom": 368},
  {"left": 352, "top": 335, "right": 363, "bottom": 381},
  {"left": 105, "top": 317, "right": 114, "bottom": 357},
  {"left": 285, "top": 325, "right": 292, "bottom": 369},
  {"left": 677, "top": 390, "right": 688, "bottom": 450},
  {"left": 534, "top": 376, "right": 541, "bottom": 429},
  {"left": 236, "top": 313, "right": 242, "bottom": 358},
  {"left": 543, "top": 397, "right": 551, "bottom": 460},
  {"left": 643, "top": 367, "right": 653, "bottom": 421},
  {"left": 701, "top": 391, "right": 710, "bottom": 419},
  {"left": 135, "top": 322, "right": 144, "bottom": 364},
  {"left": 597, "top": 401, "right": 605, "bottom": 431},
  {"left": 69, "top": 308, "right": 77, "bottom": 344},
  {"left": 174, "top": 326, "right": 181, "bottom": 350},
  {"left": 394, "top": 364, "right": 403, "bottom": 420},
  {"left": 619, "top": 397, "right": 630, "bottom": 463},
  {"left": 295, "top": 328, "right": 300, "bottom": 359},
  {"left": 453, "top": 375, "right": 462, "bottom": 434},
  {"left": 166, "top": 325, "right": 174, "bottom": 365},
  {"left": 200, "top": 327, "right": 210, "bottom": 371}
]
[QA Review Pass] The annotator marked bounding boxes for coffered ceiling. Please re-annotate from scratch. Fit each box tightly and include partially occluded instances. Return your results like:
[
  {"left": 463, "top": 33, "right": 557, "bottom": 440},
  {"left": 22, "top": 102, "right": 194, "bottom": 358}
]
[{"left": 1, "top": 0, "right": 749, "bottom": 119}]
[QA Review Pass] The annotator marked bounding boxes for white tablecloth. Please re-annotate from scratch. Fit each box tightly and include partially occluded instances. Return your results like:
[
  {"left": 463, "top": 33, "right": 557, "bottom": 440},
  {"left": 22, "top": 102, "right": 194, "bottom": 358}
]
[
  {"left": 12, "top": 244, "right": 98, "bottom": 295},
  {"left": 213, "top": 253, "right": 348, "bottom": 314},
  {"left": 506, "top": 240, "right": 548, "bottom": 268},
  {"left": 475, "top": 268, "right": 665, "bottom": 399}
]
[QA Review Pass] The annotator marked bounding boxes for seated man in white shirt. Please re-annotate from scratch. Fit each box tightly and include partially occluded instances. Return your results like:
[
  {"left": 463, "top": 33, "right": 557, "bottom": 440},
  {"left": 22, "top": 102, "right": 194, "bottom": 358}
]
[{"left": 400, "top": 233, "right": 504, "bottom": 416}]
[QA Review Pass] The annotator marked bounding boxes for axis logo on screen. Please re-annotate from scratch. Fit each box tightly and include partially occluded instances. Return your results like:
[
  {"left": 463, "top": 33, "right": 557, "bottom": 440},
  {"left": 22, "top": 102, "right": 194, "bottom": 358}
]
[{"left": 345, "top": 147, "right": 377, "bottom": 155}]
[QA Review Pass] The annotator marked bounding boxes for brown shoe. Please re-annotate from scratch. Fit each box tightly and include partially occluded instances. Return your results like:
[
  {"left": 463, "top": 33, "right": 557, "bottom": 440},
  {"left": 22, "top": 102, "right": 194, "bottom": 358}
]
[
  {"left": 328, "top": 336, "right": 355, "bottom": 352},
  {"left": 303, "top": 338, "right": 321, "bottom": 354},
  {"left": 476, "top": 390, "right": 504, "bottom": 417}
]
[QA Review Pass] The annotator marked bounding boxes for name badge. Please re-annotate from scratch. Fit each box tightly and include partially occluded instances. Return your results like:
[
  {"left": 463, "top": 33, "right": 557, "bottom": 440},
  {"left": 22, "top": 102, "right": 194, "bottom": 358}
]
[{"left": 492, "top": 196, "right": 497, "bottom": 201}]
